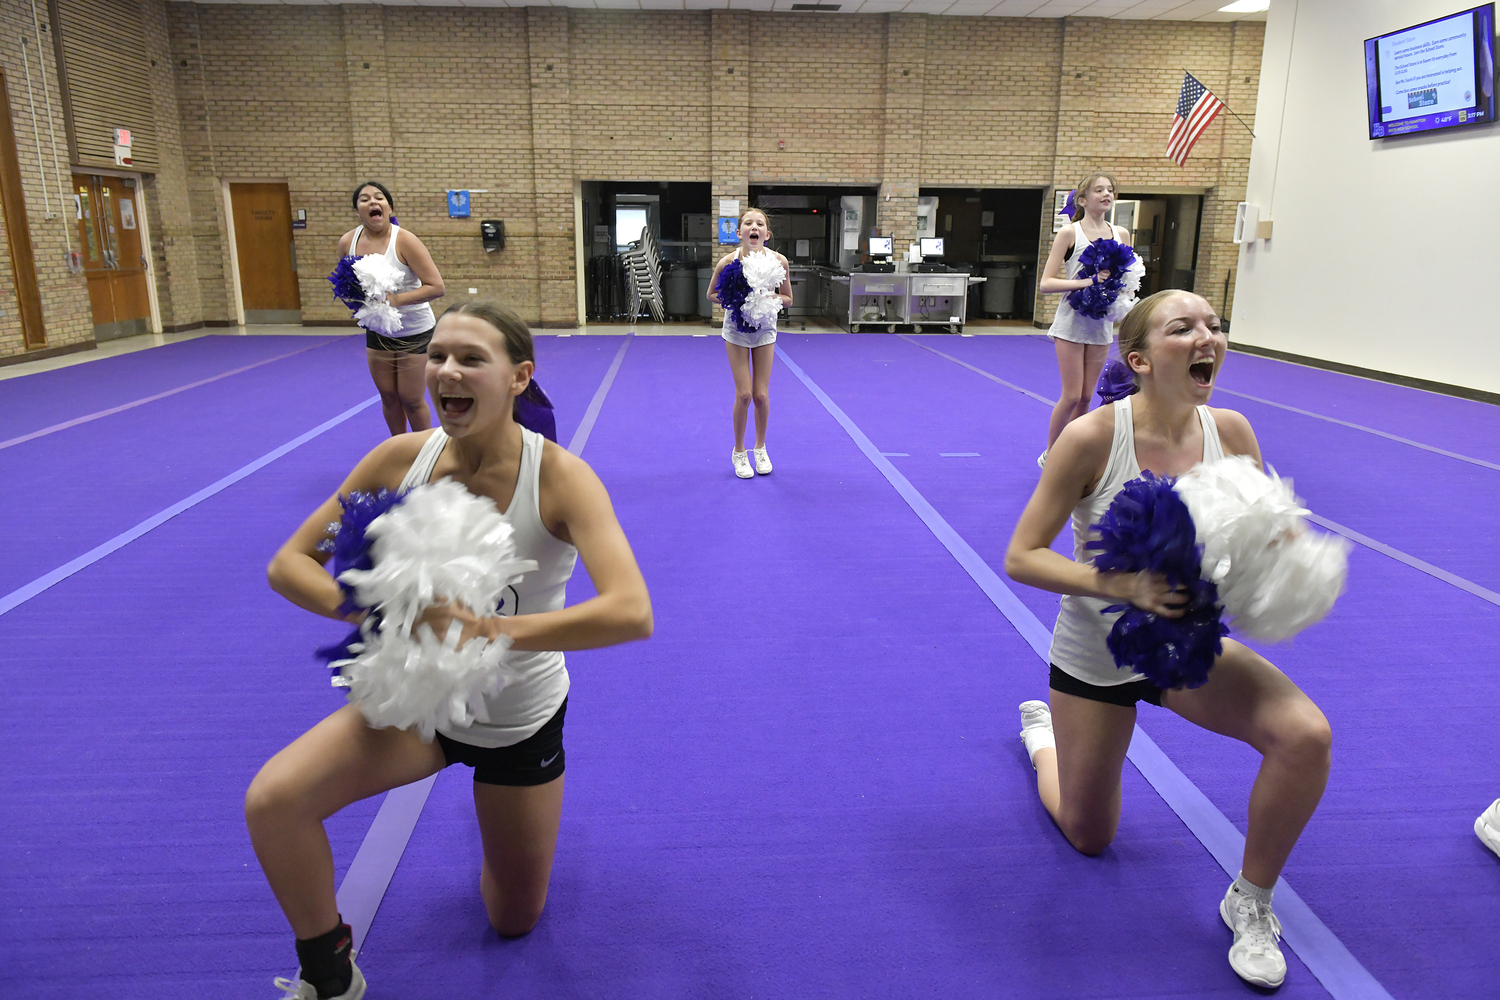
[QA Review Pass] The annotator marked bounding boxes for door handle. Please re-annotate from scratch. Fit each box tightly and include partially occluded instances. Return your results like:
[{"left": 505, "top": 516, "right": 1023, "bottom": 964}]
[{"left": 140, "top": 254, "right": 148, "bottom": 269}]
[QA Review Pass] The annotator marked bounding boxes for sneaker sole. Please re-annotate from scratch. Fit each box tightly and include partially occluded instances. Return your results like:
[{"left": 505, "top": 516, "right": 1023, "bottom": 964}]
[{"left": 1219, "top": 899, "right": 1286, "bottom": 989}]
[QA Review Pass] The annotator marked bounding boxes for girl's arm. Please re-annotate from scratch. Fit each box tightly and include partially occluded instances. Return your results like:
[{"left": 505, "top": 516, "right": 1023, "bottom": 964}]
[
  {"left": 776, "top": 252, "right": 793, "bottom": 307},
  {"left": 706, "top": 253, "right": 730, "bottom": 305},
  {"left": 337, "top": 229, "right": 355, "bottom": 259},
  {"left": 1114, "top": 223, "right": 1132, "bottom": 247},
  {"left": 422, "top": 445, "right": 653, "bottom": 651},
  {"left": 389, "top": 230, "right": 446, "bottom": 308},
  {"left": 1003, "top": 414, "right": 1186, "bottom": 617},
  {"left": 1037, "top": 227, "right": 1093, "bottom": 294},
  {"left": 267, "top": 435, "right": 429, "bottom": 621}
]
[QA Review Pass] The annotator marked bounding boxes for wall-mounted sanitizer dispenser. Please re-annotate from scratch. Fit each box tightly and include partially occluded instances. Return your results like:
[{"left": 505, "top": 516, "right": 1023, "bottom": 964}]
[
  {"left": 1233, "top": 203, "right": 1259, "bottom": 245},
  {"left": 481, "top": 220, "right": 506, "bottom": 252}
]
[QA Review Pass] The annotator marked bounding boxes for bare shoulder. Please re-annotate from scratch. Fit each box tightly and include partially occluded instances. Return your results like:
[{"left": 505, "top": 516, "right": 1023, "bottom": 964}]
[
  {"left": 1207, "top": 406, "right": 1260, "bottom": 458},
  {"left": 1050, "top": 226, "right": 1077, "bottom": 250},
  {"left": 352, "top": 430, "right": 440, "bottom": 492},
  {"left": 774, "top": 251, "right": 791, "bottom": 268},
  {"left": 338, "top": 229, "right": 357, "bottom": 255},
  {"left": 538, "top": 438, "right": 598, "bottom": 493},
  {"left": 1113, "top": 224, "right": 1131, "bottom": 244},
  {"left": 718, "top": 250, "right": 738, "bottom": 267},
  {"left": 1056, "top": 402, "right": 1115, "bottom": 461}
]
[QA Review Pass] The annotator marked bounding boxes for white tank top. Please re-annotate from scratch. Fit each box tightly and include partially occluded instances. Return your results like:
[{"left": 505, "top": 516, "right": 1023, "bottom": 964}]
[
  {"left": 1046, "top": 221, "right": 1125, "bottom": 347},
  {"left": 399, "top": 426, "right": 578, "bottom": 747},
  {"left": 352, "top": 224, "right": 437, "bottom": 335},
  {"left": 1049, "top": 396, "right": 1226, "bottom": 686}
]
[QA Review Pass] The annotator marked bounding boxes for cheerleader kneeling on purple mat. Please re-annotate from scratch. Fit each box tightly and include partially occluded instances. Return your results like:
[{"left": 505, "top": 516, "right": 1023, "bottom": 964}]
[
  {"left": 1003, "top": 289, "right": 1331, "bottom": 991},
  {"left": 247, "top": 303, "right": 653, "bottom": 1000}
]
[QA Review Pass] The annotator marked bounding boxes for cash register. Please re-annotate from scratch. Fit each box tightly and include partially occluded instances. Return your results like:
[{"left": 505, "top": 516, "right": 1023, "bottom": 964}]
[
  {"left": 913, "top": 237, "right": 952, "bottom": 273},
  {"left": 854, "top": 236, "right": 895, "bottom": 273}
]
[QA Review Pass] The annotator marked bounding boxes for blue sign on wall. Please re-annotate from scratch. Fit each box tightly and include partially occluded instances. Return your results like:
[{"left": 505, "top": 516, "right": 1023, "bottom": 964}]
[
  {"left": 447, "top": 190, "right": 471, "bottom": 218},
  {"left": 717, "top": 217, "right": 739, "bottom": 244}
]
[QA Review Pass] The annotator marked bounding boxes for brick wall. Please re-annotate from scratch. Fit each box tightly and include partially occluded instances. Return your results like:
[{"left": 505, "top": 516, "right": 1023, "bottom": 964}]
[{"left": 0, "top": 4, "right": 1262, "bottom": 357}]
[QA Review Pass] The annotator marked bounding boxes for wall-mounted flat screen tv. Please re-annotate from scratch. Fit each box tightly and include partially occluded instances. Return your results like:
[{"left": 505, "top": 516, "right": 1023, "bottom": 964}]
[{"left": 1365, "top": 3, "right": 1495, "bottom": 138}]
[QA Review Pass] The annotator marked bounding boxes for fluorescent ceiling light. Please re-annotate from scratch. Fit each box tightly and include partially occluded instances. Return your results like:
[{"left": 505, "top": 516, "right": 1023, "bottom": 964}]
[{"left": 1218, "top": 0, "right": 1270, "bottom": 10}]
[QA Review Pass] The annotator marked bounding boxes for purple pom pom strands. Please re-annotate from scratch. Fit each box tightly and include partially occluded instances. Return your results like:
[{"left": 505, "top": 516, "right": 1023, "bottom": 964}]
[
  {"left": 328, "top": 255, "right": 364, "bottom": 308},
  {"left": 713, "top": 258, "right": 756, "bottom": 335},
  {"left": 314, "top": 488, "right": 406, "bottom": 678},
  {"left": 1087, "top": 472, "right": 1226, "bottom": 689},
  {"left": 1065, "top": 240, "right": 1140, "bottom": 321},
  {"left": 1096, "top": 358, "right": 1139, "bottom": 404}
]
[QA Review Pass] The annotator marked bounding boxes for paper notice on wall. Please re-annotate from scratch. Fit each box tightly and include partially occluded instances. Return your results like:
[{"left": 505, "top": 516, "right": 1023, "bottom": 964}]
[
  {"left": 842, "top": 231, "right": 859, "bottom": 251},
  {"left": 119, "top": 198, "right": 136, "bottom": 230},
  {"left": 719, "top": 199, "right": 740, "bottom": 218},
  {"left": 795, "top": 239, "right": 810, "bottom": 258}
]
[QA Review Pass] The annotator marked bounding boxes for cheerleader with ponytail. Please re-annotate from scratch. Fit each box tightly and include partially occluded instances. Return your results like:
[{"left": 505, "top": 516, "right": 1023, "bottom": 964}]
[{"left": 1004, "top": 290, "right": 1342, "bottom": 991}]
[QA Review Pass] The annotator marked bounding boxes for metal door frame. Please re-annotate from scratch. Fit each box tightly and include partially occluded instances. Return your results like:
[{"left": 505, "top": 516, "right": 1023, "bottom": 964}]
[{"left": 72, "top": 166, "right": 161, "bottom": 336}]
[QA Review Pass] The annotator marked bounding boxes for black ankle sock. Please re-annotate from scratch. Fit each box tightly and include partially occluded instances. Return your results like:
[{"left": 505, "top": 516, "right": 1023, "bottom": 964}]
[{"left": 295, "top": 919, "right": 354, "bottom": 999}]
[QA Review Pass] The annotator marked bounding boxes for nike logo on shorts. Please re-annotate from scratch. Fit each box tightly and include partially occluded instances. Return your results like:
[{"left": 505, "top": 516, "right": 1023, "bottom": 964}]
[{"left": 539, "top": 753, "right": 560, "bottom": 768}]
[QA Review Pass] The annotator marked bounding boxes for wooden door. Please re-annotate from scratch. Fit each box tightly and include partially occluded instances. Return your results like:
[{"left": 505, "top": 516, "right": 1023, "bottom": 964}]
[
  {"left": 72, "top": 173, "right": 150, "bottom": 341},
  {"left": 0, "top": 67, "right": 46, "bottom": 349},
  {"left": 230, "top": 183, "right": 301, "bottom": 324}
]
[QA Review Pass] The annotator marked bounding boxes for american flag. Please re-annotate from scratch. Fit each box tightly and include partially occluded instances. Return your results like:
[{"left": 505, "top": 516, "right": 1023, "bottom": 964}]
[{"left": 1166, "top": 72, "right": 1225, "bottom": 166}]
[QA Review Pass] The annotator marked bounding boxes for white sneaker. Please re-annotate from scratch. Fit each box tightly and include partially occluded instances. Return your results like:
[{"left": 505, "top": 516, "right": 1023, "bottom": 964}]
[
  {"left": 1220, "top": 883, "right": 1286, "bottom": 989},
  {"left": 1037, "top": 450, "right": 1047, "bottom": 469},
  {"left": 1477, "top": 798, "right": 1500, "bottom": 858},
  {"left": 732, "top": 449, "right": 754, "bottom": 479},
  {"left": 1018, "top": 699, "right": 1055, "bottom": 767},
  {"left": 275, "top": 960, "right": 366, "bottom": 999},
  {"left": 754, "top": 446, "right": 773, "bottom": 475}
]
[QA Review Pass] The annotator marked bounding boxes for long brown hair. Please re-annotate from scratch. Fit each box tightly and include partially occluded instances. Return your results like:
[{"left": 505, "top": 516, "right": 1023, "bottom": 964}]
[
  {"left": 439, "top": 302, "right": 534, "bottom": 365},
  {"left": 1070, "top": 172, "right": 1119, "bottom": 222}
]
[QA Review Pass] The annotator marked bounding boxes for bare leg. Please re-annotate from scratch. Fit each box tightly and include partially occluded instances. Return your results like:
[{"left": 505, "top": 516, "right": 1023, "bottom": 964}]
[
  {"left": 1080, "top": 342, "right": 1109, "bottom": 414},
  {"left": 392, "top": 351, "right": 432, "bottom": 431},
  {"left": 1046, "top": 339, "right": 1088, "bottom": 449},
  {"left": 245, "top": 704, "right": 447, "bottom": 938},
  {"left": 1031, "top": 690, "right": 1138, "bottom": 855},
  {"left": 367, "top": 349, "right": 408, "bottom": 436},
  {"left": 475, "top": 776, "right": 566, "bottom": 937},
  {"left": 726, "top": 342, "right": 753, "bottom": 452},
  {"left": 1163, "top": 640, "right": 1332, "bottom": 888},
  {"left": 749, "top": 343, "right": 775, "bottom": 450}
]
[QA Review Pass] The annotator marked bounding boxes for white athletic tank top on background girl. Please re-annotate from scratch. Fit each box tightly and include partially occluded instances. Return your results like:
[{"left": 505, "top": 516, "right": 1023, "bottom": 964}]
[
  {"left": 351, "top": 224, "right": 437, "bottom": 336},
  {"left": 398, "top": 426, "right": 578, "bottom": 747},
  {"left": 1046, "top": 221, "right": 1126, "bottom": 347},
  {"left": 1049, "top": 395, "right": 1226, "bottom": 687}
]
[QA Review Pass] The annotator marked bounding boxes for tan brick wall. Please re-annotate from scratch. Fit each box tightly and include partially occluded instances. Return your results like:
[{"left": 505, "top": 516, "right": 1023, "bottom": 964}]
[
  {"left": 0, "top": 4, "right": 1262, "bottom": 354},
  {"left": 0, "top": 0, "right": 93, "bottom": 358}
]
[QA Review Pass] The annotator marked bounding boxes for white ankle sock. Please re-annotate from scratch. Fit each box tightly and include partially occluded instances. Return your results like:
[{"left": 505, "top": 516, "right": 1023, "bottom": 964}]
[
  {"left": 1022, "top": 726, "right": 1055, "bottom": 762},
  {"left": 1233, "top": 873, "right": 1274, "bottom": 906}
]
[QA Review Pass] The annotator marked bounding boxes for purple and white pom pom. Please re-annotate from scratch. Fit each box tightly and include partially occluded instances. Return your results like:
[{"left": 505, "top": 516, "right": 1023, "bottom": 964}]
[
  {"left": 734, "top": 250, "right": 786, "bottom": 330},
  {"left": 330, "top": 478, "right": 539, "bottom": 741}
]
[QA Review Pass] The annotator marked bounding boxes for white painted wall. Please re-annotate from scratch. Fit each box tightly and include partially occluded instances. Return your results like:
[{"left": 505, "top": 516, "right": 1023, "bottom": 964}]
[{"left": 1232, "top": 0, "right": 1500, "bottom": 394}]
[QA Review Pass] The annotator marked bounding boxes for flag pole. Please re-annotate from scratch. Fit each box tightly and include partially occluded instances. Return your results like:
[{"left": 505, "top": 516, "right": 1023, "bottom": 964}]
[{"left": 1185, "top": 69, "right": 1256, "bottom": 138}]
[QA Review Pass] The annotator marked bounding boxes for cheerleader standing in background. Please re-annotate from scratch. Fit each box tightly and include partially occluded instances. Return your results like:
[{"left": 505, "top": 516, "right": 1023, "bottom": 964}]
[
  {"left": 706, "top": 208, "right": 792, "bottom": 479},
  {"left": 1003, "top": 290, "right": 1333, "bottom": 990},
  {"left": 1037, "top": 173, "right": 1131, "bottom": 468},
  {"left": 248, "top": 304, "right": 652, "bottom": 999},
  {"left": 338, "top": 181, "right": 447, "bottom": 436}
]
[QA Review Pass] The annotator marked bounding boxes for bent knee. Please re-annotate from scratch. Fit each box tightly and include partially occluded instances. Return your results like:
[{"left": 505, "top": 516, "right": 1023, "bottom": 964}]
[
  {"left": 1057, "top": 815, "right": 1117, "bottom": 856},
  {"left": 244, "top": 769, "right": 295, "bottom": 828}
]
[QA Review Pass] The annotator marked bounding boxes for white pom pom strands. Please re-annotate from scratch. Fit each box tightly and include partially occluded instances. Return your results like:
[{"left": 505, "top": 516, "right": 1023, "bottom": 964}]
[
  {"left": 737, "top": 249, "right": 787, "bottom": 332},
  {"left": 1173, "top": 456, "right": 1350, "bottom": 642},
  {"left": 1104, "top": 256, "right": 1148, "bottom": 323},
  {"left": 351, "top": 254, "right": 406, "bottom": 336},
  {"left": 332, "top": 479, "right": 539, "bottom": 741}
]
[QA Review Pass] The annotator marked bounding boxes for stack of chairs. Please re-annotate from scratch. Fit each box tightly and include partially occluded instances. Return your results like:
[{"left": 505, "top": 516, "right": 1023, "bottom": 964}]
[{"left": 621, "top": 228, "right": 665, "bottom": 325}]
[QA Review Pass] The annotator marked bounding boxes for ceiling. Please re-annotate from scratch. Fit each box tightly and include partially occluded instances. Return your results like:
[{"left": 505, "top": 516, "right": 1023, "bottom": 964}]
[{"left": 193, "top": 0, "right": 1268, "bottom": 21}]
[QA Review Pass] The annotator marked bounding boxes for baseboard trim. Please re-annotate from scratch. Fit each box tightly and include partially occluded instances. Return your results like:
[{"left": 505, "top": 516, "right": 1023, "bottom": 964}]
[
  {"left": 305, "top": 318, "right": 359, "bottom": 327},
  {"left": 0, "top": 340, "right": 95, "bottom": 367},
  {"left": 161, "top": 321, "right": 205, "bottom": 334},
  {"left": 1228, "top": 342, "right": 1500, "bottom": 407}
]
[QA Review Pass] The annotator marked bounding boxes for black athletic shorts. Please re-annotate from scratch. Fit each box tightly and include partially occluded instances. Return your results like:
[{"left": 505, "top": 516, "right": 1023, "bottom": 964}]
[
  {"left": 1049, "top": 664, "right": 1163, "bottom": 708},
  {"left": 435, "top": 698, "right": 566, "bottom": 786},
  {"left": 364, "top": 325, "right": 434, "bottom": 354}
]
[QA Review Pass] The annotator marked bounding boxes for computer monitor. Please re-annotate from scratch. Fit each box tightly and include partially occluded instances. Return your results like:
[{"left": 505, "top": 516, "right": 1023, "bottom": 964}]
[
  {"left": 919, "top": 237, "right": 944, "bottom": 259},
  {"left": 868, "top": 236, "right": 893, "bottom": 257}
]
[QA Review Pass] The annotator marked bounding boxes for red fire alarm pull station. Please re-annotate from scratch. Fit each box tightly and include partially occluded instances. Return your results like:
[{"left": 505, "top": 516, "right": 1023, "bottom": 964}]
[{"left": 113, "top": 128, "right": 132, "bottom": 166}]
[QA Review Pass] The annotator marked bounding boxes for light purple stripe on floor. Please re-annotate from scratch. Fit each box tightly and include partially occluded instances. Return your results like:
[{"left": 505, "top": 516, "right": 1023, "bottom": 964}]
[
  {"left": 900, "top": 335, "right": 1058, "bottom": 405},
  {"left": 1215, "top": 387, "right": 1500, "bottom": 472},
  {"left": 778, "top": 343, "right": 1392, "bottom": 1000},
  {"left": 0, "top": 338, "right": 339, "bottom": 451},
  {"left": 0, "top": 395, "right": 379, "bottom": 618},
  {"left": 567, "top": 335, "right": 633, "bottom": 456}
]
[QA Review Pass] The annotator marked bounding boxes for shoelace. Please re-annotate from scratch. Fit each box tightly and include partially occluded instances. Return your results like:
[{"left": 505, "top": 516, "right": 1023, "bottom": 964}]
[
  {"left": 272, "top": 976, "right": 314, "bottom": 1000},
  {"left": 1237, "top": 898, "right": 1284, "bottom": 956}
]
